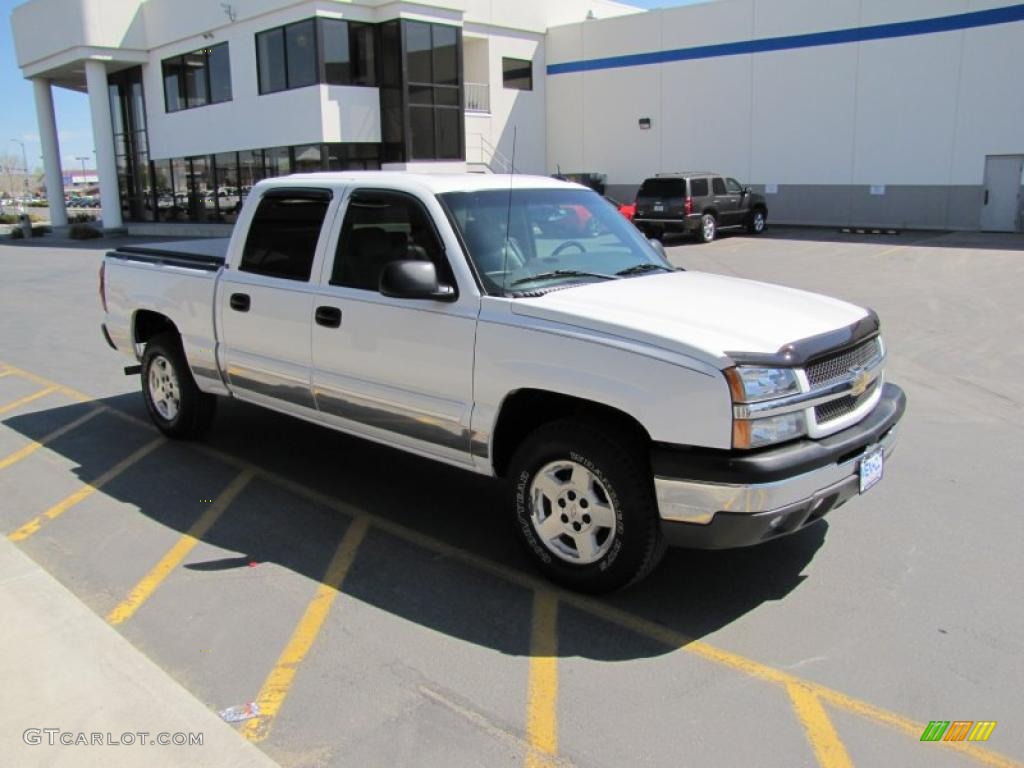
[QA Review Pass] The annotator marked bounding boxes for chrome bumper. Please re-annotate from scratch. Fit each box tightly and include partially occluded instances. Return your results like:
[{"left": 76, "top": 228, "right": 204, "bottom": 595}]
[{"left": 655, "top": 426, "right": 898, "bottom": 525}]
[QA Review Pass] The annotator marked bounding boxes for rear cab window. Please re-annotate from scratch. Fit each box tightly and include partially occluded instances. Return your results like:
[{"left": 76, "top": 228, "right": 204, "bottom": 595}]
[
  {"left": 638, "top": 178, "right": 685, "bottom": 198},
  {"left": 239, "top": 189, "right": 332, "bottom": 281}
]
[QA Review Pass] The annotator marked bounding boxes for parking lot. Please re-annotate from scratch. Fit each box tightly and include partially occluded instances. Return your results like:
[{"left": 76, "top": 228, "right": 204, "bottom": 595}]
[{"left": 1, "top": 227, "right": 1022, "bottom": 768}]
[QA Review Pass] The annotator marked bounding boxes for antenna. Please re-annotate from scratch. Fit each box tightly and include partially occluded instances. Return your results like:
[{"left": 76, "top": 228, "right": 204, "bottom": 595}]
[{"left": 501, "top": 126, "right": 517, "bottom": 296}]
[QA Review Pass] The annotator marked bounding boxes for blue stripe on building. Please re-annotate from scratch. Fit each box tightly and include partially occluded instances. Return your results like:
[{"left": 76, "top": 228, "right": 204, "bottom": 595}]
[{"left": 547, "top": 3, "right": 1024, "bottom": 75}]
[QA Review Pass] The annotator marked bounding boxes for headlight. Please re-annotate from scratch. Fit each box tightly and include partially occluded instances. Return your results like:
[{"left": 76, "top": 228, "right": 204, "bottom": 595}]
[
  {"left": 725, "top": 366, "right": 800, "bottom": 402},
  {"left": 733, "top": 412, "right": 807, "bottom": 449}
]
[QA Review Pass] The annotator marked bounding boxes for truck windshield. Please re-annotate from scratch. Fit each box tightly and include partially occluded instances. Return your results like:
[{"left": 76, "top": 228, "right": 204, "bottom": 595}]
[{"left": 439, "top": 188, "right": 671, "bottom": 295}]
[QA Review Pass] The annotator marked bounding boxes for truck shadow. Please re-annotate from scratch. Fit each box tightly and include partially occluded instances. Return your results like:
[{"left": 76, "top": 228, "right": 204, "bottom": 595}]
[{"left": 4, "top": 394, "right": 827, "bottom": 662}]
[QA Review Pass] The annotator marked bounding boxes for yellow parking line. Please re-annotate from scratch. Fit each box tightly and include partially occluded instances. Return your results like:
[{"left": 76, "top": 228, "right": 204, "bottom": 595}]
[
  {"left": 2, "top": 360, "right": 1022, "bottom": 768},
  {"left": 0, "top": 385, "right": 58, "bottom": 415},
  {"left": 241, "top": 516, "right": 369, "bottom": 743},
  {"left": 107, "top": 468, "right": 255, "bottom": 626},
  {"left": 525, "top": 590, "right": 560, "bottom": 768},
  {"left": 7, "top": 437, "right": 164, "bottom": 542},
  {"left": 786, "top": 681, "right": 854, "bottom": 768},
  {"left": 0, "top": 408, "right": 102, "bottom": 472}
]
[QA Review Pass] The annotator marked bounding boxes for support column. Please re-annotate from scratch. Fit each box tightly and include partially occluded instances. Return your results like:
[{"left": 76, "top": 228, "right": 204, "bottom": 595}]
[
  {"left": 84, "top": 59, "right": 122, "bottom": 229},
  {"left": 32, "top": 78, "right": 68, "bottom": 229}
]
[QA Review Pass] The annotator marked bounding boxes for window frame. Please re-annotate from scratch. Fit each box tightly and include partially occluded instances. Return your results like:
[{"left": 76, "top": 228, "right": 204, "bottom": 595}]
[
  {"left": 725, "top": 177, "right": 744, "bottom": 194},
  {"left": 502, "top": 57, "right": 533, "bottom": 91},
  {"left": 329, "top": 187, "right": 456, "bottom": 295},
  {"left": 712, "top": 177, "right": 727, "bottom": 195},
  {"left": 258, "top": 17, "right": 381, "bottom": 95},
  {"left": 239, "top": 187, "right": 334, "bottom": 283},
  {"left": 161, "top": 42, "right": 232, "bottom": 113}
]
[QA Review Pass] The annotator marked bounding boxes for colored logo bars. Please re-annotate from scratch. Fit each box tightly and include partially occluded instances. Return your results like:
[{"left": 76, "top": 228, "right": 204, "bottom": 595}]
[{"left": 920, "top": 721, "right": 997, "bottom": 742}]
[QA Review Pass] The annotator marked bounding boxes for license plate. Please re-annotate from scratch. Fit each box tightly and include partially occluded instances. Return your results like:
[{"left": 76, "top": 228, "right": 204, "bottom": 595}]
[
  {"left": 653, "top": 203, "right": 664, "bottom": 212},
  {"left": 859, "top": 446, "right": 884, "bottom": 493}
]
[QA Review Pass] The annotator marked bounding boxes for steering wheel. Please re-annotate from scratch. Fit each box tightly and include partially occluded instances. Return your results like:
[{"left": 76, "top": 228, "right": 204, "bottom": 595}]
[{"left": 549, "top": 240, "right": 587, "bottom": 258}]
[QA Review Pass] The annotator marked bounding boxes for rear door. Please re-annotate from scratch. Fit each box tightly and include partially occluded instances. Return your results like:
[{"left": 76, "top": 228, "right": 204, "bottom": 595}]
[
  {"left": 635, "top": 178, "right": 686, "bottom": 221},
  {"left": 216, "top": 187, "right": 334, "bottom": 412},
  {"left": 712, "top": 176, "right": 741, "bottom": 225},
  {"left": 310, "top": 187, "right": 478, "bottom": 466}
]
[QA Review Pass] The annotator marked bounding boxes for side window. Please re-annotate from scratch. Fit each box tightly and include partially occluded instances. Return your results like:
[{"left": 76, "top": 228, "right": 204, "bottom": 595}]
[
  {"left": 239, "top": 191, "right": 331, "bottom": 281},
  {"left": 690, "top": 177, "right": 709, "bottom": 197},
  {"left": 725, "top": 178, "right": 743, "bottom": 194},
  {"left": 331, "top": 190, "right": 447, "bottom": 291},
  {"left": 712, "top": 177, "right": 727, "bottom": 195}
]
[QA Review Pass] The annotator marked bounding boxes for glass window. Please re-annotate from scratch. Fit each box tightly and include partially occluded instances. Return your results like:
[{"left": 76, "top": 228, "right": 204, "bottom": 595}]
[
  {"left": 638, "top": 178, "right": 684, "bottom": 198},
  {"left": 240, "top": 192, "right": 331, "bottom": 281},
  {"left": 325, "top": 143, "right": 380, "bottom": 171},
  {"left": 331, "top": 190, "right": 445, "bottom": 290},
  {"left": 725, "top": 178, "right": 743, "bottom": 194},
  {"left": 183, "top": 52, "right": 208, "bottom": 108},
  {"left": 293, "top": 144, "right": 323, "bottom": 173},
  {"left": 405, "top": 21, "right": 432, "bottom": 83},
  {"left": 350, "top": 22, "right": 376, "bottom": 86},
  {"left": 207, "top": 44, "right": 232, "bottom": 103},
  {"left": 321, "top": 18, "right": 351, "bottom": 84},
  {"left": 162, "top": 56, "right": 185, "bottom": 112},
  {"left": 433, "top": 25, "right": 458, "bottom": 86},
  {"left": 238, "top": 150, "right": 265, "bottom": 200},
  {"left": 409, "top": 107, "right": 435, "bottom": 160},
  {"left": 435, "top": 109, "right": 461, "bottom": 160},
  {"left": 380, "top": 21, "right": 401, "bottom": 87},
  {"left": 712, "top": 177, "right": 727, "bottom": 195},
  {"left": 286, "top": 20, "right": 317, "bottom": 89},
  {"left": 189, "top": 155, "right": 213, "bottom": 221},
  {"left": 264, "top": 146, "right": 291, "bottom": 178},
  {"left": 440, "top": 188, "right": 669, "bottom": 295},
  {"left": 153, "top": 159, "right": 174, "bottom": 220},
  {"left": 502, "top": 57, "right": 532, "bottom": 91},
  {"left": 213, "top": 152, "right": 240, "bottom": 222},
  {"left": 690, "top": 177, "right": 709, "bottom": 197},
  {"left": 257, "top": 28, "right": 287, "bottom": 93},
  {"left": 171, "top": 158, "right": 190, "bottom": 219}
]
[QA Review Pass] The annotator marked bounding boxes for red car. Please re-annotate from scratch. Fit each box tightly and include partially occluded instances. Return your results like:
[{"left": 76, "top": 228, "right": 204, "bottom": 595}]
[{"left": 604, "top": 196, "right": 636, "bottom": 221}]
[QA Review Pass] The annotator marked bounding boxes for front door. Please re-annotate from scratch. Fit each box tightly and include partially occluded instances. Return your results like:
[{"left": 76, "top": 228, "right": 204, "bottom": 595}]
[
  {"left": 980, "top": 155, "right": 1023, "bottom": 232},
  {"left": 712, "top": 177, "right": 741, "bottom": 225},
  {"left": 217, "top": 187, "right": 334, "bottom": 411},
  {"left": 311, "top": 187, "right": 477, "bottom": 466}
]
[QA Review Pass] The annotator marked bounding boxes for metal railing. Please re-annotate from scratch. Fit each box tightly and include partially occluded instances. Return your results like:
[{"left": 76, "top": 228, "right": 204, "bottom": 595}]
[
  {"left": 464, "top": 82, "right": 490, "bottom": 113},
  {"left": 465, "top": 133, "right": 513, "bottom": 174}
]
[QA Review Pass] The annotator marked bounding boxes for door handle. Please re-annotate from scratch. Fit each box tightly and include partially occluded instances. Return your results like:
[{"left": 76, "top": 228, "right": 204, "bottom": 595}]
[
  {"left": 984, "top": 189, "right": 989, "bottom": 205},
  {"left": 315, "top": 305, "right": 342, "bottom": 328},
  {"left": 229, "top": 293, "right": 250, "bottom": 312}
]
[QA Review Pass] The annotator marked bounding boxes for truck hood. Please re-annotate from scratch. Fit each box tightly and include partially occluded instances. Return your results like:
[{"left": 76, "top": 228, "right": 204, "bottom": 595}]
[{"left": 510, "top": 271, "right": 869, "bottom": 368}]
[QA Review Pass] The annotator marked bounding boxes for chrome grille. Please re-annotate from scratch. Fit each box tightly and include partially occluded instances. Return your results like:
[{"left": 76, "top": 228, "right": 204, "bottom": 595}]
[
  {"left": 814, "top": 379, "right": 880, "bottom": 423},
  {"left": 805, "top": 337, "right": 882, "bottom": 388}
]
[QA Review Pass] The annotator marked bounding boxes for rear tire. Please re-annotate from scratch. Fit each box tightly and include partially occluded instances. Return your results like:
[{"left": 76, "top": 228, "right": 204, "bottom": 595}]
[
  {"left": 141, "top": 333, "right": 216, "bottom": 439},
  {"left": 508, "top": 420, "right": 665, "bottom": 593},
  {"left": 699, "top": 213, "right": 717, "bottom": 243}
]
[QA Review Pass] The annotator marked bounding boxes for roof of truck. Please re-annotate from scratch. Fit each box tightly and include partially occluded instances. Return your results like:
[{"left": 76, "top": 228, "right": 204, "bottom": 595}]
[{"left": 263, "top": 172, "right": 588, "bottom": 195}]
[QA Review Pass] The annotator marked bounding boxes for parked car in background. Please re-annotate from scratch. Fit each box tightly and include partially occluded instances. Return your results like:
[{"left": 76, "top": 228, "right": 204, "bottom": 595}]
[
  {"left": 604, "top": 196, "right": 636, "bottom": 222},
  {"left": 633, "top": 172, "right": 767, "bottom": 243}
]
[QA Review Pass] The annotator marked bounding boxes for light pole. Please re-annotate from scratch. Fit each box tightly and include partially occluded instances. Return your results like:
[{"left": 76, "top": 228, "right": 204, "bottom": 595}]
[
  {"left": 76, "top": 156, "right": 89, "bottom": 193},
  {"left": 10, "top": 138, "right": 29, "bottom": 198}
]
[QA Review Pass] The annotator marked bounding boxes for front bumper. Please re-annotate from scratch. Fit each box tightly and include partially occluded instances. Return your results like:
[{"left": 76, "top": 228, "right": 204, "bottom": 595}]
[{"left": 653, "top": 383, "right": 906, "bottom": 549}]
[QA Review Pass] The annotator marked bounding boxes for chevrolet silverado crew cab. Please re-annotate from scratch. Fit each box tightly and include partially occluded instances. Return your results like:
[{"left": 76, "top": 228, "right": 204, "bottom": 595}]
[
  {"left": 634, "top": 172, "right": 768, "bottom": 243},
  {"left": 100, "top": 173, "right": 904, "bottom": 592}
]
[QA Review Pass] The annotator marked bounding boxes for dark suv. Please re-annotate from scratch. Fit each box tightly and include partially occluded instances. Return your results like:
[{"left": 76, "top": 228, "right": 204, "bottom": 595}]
[{"left": 633, "top": 173, "right": 767, "bottom": 243}]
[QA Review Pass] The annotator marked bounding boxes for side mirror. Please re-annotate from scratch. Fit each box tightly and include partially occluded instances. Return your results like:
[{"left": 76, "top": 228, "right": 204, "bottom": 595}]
[
  {"left": 742, "top": 186, "right": 751, "bottom": 195},
  {"left": 648, "top": 238, "right": 667, "bottom": 259},
  {"left": 379, "top": 260, "right": 456, "bottom": 302}
]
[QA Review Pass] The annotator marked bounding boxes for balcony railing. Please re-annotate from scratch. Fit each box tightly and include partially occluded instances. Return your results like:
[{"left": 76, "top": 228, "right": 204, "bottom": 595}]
[{"left": 464, "top": 82, "right": 490, "bottom": 113}]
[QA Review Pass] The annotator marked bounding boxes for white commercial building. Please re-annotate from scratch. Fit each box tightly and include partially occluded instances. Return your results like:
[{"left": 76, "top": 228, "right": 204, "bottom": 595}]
[{"left": 10, "top": 0, "right": 1024, "bottom": 232}]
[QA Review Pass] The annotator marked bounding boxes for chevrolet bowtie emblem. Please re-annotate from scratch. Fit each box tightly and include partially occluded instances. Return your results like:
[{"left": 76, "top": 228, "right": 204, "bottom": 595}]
[{"left": 849, "top": 366, "right": 872, "bottom": 397}]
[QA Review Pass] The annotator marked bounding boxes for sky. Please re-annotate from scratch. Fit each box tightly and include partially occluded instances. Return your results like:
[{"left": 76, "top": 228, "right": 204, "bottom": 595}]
[{"left": 0, "top": 0, "right": 706, "bottom": 174}]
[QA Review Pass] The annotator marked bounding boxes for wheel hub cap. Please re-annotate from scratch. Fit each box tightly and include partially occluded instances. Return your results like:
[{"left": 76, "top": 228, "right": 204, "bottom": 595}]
[
  {"left": 528, "top": 460, "right": 617, "bottom": 565},
  {"left": 148, "top": 355, "right": 181, "bottom": 421}
]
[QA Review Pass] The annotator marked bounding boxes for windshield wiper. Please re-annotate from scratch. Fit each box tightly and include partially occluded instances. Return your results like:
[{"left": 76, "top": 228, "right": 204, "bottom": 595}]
[
  {"left": 510, "top": 269, "right": 618, "bottom": 287},
  {"left": 615, "top": 263, "right": 674, "bottom": 276}
]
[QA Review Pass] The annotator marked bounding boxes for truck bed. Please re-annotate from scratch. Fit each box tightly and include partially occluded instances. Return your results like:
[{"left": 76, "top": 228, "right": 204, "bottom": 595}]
[{"left": 108, "top": 238, "right": 230, "bottom": 271}]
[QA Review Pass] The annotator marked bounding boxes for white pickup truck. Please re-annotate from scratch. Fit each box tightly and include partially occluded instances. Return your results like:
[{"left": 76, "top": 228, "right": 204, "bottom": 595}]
[{"left": 101, "top": 173, "right": 905, "bottom": 592}]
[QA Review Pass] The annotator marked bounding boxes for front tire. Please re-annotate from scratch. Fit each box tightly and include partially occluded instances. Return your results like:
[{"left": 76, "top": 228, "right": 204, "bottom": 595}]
[
  {"left": 747, "top": 208, "right": 767, "bottom": 234},
  {"left": 141, "top": 333, "right": 216, "bottom": 439},
  {"left": 508, "top": 420, "right": 665, "bottom": 593}
]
